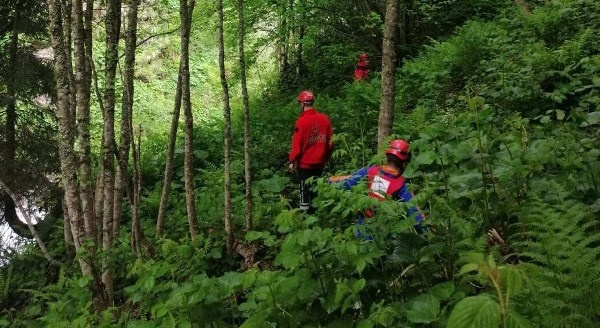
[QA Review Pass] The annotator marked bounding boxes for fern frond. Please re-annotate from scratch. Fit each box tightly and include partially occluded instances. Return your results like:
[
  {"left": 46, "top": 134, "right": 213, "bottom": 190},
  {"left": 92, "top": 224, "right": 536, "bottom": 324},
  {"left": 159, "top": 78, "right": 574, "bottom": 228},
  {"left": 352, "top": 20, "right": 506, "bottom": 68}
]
[{"left": 512, "top": 197, "right": 600, "bottom": 327}]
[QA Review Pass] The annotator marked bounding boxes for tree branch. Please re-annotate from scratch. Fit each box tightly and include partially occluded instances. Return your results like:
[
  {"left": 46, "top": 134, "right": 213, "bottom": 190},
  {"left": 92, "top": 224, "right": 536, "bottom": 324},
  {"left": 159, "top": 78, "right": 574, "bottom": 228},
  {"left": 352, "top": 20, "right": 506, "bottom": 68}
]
[
  {"left": 117, "top": 26, "right": 181, "bottom": 61},
  {"left": 0, "top": 179, "right": 58, "bottom": 265}
]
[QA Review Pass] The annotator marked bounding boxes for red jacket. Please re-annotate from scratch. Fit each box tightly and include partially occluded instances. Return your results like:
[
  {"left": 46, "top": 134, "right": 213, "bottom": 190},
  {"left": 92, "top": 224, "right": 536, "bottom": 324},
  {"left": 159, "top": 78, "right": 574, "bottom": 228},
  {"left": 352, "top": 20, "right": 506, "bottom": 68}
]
[
  {"left": 354, "top": 59, "right": 369, "bottom": 81},
  {"left": 289, "top": 108, "right": 333, "bottom": 169}
]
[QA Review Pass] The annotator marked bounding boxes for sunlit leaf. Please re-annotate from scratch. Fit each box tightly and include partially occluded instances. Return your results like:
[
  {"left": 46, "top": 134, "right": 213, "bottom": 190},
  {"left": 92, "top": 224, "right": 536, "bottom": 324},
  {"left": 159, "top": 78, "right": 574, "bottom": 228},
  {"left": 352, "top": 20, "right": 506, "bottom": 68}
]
[
  {"left": 447, "top": 295, "right": 501, "bottom": 328},
  {"left": 407, "top": 294, "right": 440, "bottom": 324}
]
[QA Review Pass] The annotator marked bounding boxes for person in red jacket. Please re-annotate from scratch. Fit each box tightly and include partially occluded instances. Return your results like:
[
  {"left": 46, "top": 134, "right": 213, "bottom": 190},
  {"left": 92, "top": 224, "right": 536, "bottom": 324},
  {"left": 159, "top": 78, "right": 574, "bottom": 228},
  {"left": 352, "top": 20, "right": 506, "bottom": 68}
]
[
  {"left": 288, "top": 90, "right": 333, "bottom": 213},
  {"left": 354, "top": 53, "right": 369, "bottom": 81}
]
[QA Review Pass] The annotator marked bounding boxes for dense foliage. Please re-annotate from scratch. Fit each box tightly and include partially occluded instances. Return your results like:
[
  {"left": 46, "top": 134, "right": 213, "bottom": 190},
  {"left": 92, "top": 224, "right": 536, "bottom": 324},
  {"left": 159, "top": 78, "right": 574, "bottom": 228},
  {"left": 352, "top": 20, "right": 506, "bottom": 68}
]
[{"left": 2, "top": 0, "right": 600, "bottom": 327}]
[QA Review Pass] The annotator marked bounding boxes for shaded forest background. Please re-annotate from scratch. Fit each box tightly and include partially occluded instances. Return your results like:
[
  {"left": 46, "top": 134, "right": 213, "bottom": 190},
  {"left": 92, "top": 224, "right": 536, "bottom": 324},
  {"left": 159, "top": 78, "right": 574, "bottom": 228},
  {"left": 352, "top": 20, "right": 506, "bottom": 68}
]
[{"left": 1, "top": 0, "right": 600, "bottom": 327}]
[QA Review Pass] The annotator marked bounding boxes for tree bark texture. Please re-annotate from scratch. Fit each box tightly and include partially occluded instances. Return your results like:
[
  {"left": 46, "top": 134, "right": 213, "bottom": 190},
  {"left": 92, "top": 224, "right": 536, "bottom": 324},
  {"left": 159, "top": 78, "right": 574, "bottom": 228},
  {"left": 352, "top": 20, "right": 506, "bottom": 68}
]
[
  {"left": 278, "top": 1, "right": 290, "bottom": 75},
  {"left": 131, "top": 126, "right": 150, "bottom": 257},
  {"left": 180, "top": 0, "right": 200, "bottom": 241},
  {"left": 101, "top": 0, "right": 121, "bottom": 305},
  {"left": 296, "top": 1, "right": 305, "bottom": 78},
  {"left": 237, "top": 0, "right": 253, "bottom": 231},
  {"left": 0, "top": 180, "right": 55, "bottom": 264},
  {"left": 49, "top": 0, "right": 110, "bottom": 310},
  {"left": 156, "top": 69, "right": 183, "bottom": 237},
  {"left": 63, "top": 198, "right": 75, "bottom": 258},
  {"left": 377, "top": 0, "right": 399, "bottom": 148},
  {"left": 114, "top": 0, "right": 140, "bottom": 242},
  {"left": 218, "top": 0, "right": 234, "bottom": 251},
  {"left": 1, "top": 11, "right": 26, "bottom": 236},
  {"left": 73, "top": 0, "right": 96, "bottom": 245},
  {"left": 62, "top": 0, "right": 77, "bottom": 130},
  {"left": 49, "top": 0, "right": 84, "bottom": 253}
]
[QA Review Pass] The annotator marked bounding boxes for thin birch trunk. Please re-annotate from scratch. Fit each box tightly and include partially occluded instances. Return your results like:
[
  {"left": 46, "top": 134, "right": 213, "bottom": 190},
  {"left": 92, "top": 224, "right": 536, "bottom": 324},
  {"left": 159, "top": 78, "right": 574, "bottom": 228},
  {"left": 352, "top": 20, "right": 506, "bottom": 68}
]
[
  {"left": 0, "top": 181, "right": 55, "bottom": 264},
  {"left": 101, "top": 0, "right": 121, "bottom": 305},
  {"left": 237, "top": 0, "right": 253, "bottom": 231},
  {"left": 49, "top": 0, "right": 108, "bottom": 310},
  {"left": 217, "top": 0, "right": 234, "bottom": 251},
  {"left": 62, "top": 0, "right": 77, "bottom": 129},
  {"left": 377, "top": 0, "right": 399, "bottom": 148},
  {"left": 0, "top": 10, "right": 25, "bottom": 236},
  {"left": 73, "top": 0, "right": 96, "bottom": 244},
  {"left": 131, "top": 126, "right": 148, "bottom": 257},
  {"left": 114, "top": 0, "right": 140, "bottom": 242},
  {"left": 63, "top": 198, "right": 74, "bottom": 258},
  {"left": 180, "top": 0, "right": 200, "bottom": 241},
  {"left": 156, "top": 69, "right": 183, "bottom": 237}
]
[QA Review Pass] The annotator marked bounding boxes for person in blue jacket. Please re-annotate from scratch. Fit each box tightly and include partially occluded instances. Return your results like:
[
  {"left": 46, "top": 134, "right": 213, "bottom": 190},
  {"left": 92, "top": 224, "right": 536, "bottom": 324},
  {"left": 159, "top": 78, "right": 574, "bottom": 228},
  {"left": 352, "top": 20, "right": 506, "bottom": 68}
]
[{"left": 329, "top": 139, "right": 425, "bottom": 238}]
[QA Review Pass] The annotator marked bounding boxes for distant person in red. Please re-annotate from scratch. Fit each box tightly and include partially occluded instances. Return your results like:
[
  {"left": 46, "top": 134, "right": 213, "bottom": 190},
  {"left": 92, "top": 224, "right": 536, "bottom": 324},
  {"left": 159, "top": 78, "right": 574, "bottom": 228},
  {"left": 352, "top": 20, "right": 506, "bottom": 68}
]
[
  {"left": 288, "top": 91, "right": 334, "bottom": 214},
  {"left": 354, "top": 53, "right": 369, "bottom": 81}
]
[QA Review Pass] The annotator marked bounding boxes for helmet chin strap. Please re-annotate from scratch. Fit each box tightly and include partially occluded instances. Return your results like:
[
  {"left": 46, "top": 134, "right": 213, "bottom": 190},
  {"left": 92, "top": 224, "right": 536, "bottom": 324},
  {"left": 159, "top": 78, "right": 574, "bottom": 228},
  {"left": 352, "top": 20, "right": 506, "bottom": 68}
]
[{"left": 300, "top": 102, "right": 311, "bottom": 111}]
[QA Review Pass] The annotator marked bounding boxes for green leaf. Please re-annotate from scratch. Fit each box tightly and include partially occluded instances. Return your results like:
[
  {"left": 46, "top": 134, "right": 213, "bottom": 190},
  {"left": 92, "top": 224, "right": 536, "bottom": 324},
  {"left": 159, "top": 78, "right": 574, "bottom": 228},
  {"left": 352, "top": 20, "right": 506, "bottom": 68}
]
[
  {"left": 154, "top": 304, "right": 168, "bottom": 318},
  {"left": 356, "top": 319, "right": 374, "bottom": 328},
  {"left": 447, "top": 295, "right": 501, "bottom": 328},
  {"left": 77, "top": 275, "right": 92, "bottom": 288},
  {"left": 352, "top": 278, "right": 366, "bottom": 293},
  {"left": 370, "top": 305, "right": 400, "bottom": 327},
  {"left": 430, "top": 282, "right": 455, "bottom": 300},
  {"left": 555, "top": 110, "right": 565, "bottom": 121},
  {"left": 507, "top": 311, "right": 531, "bottom": 328},
  {"left": 581, "top": 111, "right": 600, "bottom": 127},
  {"left": 416, "top": 150, "right": 436, "bottom": 165},
  {"left": 459, "top": 263, "right": 479, "bottom": 275},
  {"left": 501, "top": 266, "right": 523, "bottom": 296},
  {"left": 453, "top": 142, "right": 474, "bottom": 162},
  {"left": 274, "top": 211, "right": 298, "bottom": 233},
  {"left": 407, "top": 294, "right": 440, "bottom": 324},
  {"left": 240, "top": 310, "right": 271, "bottom": 328}
]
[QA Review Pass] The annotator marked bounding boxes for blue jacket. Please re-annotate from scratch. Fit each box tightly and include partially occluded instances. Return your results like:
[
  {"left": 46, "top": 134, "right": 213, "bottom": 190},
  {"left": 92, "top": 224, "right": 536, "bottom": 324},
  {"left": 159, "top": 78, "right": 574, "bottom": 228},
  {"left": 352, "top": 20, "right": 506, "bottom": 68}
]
[{"left": 330, "top": 165, "right": 424, "bottom": 225}]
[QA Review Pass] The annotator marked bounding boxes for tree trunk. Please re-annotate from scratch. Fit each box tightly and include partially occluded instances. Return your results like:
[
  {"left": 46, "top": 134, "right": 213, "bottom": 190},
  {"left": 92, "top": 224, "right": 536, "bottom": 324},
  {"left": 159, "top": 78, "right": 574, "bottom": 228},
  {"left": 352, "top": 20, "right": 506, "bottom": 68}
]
[
  {"left": 73, "top": 0, "right": 97, "bottom": 246},
  {"left": 62, "top": 0, "right": 77, "bottom": 130},
  {"left": 131, "top": 126, "right": 150, "bottom": 257},
  {"left": 179, "top": 0, "right": 200, "bottom": 241},
  {"left": 296, "top": 0, "right": 305, "bottom": 78},
  {"left": 131, "top": 127, "right": 142, "bottom": 256},
  {"left": 1, "top": 11, "right": 26, "bottom": 236},
  {"left": 94, "top": 167, "right": 104, "bottom": 245},
  {"left": 101, "top": 0, "right": 121, "bottom": 305},
  {"left": 48, "top": 0, "right": 107, "bottom": 310},
  {"left": 218, "top": 0, "right": 234, "bottom": 251},
  {"left": 237, "top": 0, "right": 253, "bottom": 231},
  {"left": 278, "top": 1, "right": 290, "bottom": 75},
  {"left": 114, "top": 0, "right": 140, "bottom": 242},
  {"left": 156, "top": 69, "right": 183, "bottom": 237},
  {"left": 0, "top": 180, "right": 55, "bottom": 264},
  {"left": 63, "top": 198, "right": 75, "bottom": 258},
  {"left": 377, "top": 0, "right": 399, "bottom": 148}
]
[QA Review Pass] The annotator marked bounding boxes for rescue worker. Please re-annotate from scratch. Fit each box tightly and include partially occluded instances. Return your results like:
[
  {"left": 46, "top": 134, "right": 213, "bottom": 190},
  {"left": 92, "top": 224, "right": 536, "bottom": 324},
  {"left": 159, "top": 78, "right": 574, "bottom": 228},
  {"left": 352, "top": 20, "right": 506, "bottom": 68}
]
[
  {"left": 288, "top": 90, "right": 334, "bottom": 214},
  {"left": 354, "top": 53, "right": 369, "bottom": 81},
  {"left": 329, "top": 139, "right": 424, "bottom": 238}
]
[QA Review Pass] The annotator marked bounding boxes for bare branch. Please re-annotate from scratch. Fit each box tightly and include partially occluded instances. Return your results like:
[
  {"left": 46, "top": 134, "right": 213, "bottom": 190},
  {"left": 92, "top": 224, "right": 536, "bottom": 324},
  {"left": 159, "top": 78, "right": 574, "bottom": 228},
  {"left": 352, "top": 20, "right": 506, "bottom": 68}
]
[{"left": 0, "top": 180, "right": 58, "bottom": 265}]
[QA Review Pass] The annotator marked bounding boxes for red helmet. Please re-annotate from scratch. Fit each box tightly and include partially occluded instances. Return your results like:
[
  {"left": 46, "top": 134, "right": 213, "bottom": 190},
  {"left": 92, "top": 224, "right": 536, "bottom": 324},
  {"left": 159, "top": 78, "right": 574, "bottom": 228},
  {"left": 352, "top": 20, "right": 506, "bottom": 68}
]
[
  {"left": 385, "top": 139, "right": 411, "bottom": 161},
  {"left": 359, "top": 53, "right": 368, "bottom": 60},
  {"left": 297, "top": 90, "right": 314, "bottom": 103}
]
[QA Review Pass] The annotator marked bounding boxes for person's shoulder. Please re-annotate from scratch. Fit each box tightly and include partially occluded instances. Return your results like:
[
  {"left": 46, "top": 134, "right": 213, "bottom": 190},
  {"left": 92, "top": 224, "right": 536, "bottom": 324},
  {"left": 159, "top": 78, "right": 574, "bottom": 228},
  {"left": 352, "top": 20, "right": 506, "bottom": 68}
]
[{"left": 317, "top": 111, "right": 331, "bottom": 121}]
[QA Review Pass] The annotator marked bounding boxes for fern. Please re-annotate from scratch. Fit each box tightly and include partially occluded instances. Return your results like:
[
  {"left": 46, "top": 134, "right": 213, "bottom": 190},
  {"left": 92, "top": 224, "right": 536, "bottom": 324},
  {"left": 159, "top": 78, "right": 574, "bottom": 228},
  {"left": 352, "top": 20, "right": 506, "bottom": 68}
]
[
  {"left": 512, "top": 195, "right": 600, "bottom": 327},
  {"left": 0, "top": 266, "right": 12, "bottom": 303}
]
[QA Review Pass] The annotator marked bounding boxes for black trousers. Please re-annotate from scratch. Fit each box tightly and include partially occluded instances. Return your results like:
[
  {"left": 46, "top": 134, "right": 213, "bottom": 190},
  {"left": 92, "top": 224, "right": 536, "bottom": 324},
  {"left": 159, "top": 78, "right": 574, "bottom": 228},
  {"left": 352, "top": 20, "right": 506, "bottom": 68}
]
[{"left": 296, "top": 167, "right": 323, "bottom": 214}]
